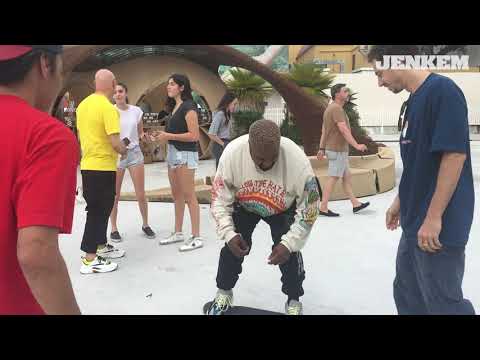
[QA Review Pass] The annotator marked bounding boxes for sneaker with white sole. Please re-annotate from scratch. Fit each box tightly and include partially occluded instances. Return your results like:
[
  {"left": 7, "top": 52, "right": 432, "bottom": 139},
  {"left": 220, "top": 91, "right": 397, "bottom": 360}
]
[
  {"left": 179, "top": 236, "right": 203, "bottom": 252},
  {"left": 285, "top": 300, "right": 303, "bottom": 315},
  {"left": 206, "top": 289, "right": 233, "bottom": 315},
  {"left": 97, "top": 243, "right": 126, "bottom": 259},
  {"left": 80, "top": 256, "right": 118, "bottom": 274},
  {"left": 159, "top": 232, "right": 184, "bottom": 245},
  {"left": 110, "top": 231, "right": 122, "bottom": 243},
  {"left": 75, "top": 186, "right": 85, "bottom": 204},
  {"left": 142, "top": 226, "right": 156, "bottom": 239}
]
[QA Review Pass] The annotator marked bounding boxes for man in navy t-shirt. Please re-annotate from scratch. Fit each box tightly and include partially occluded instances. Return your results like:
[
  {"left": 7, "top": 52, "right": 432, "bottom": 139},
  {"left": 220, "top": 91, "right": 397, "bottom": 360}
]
[{"left": 368, "top": 45, "right": 475, "bottom": 315}]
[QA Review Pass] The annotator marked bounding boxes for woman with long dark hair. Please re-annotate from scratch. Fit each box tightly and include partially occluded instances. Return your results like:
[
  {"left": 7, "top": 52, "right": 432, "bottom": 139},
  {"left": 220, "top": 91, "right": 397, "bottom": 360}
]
[
  {"left": 208, "top": 91, "right": 238, "bottom": 169},
  {"left": 110, "top": 83, "right": 156, "bottom": 241},
  {"left": 151, "top": 74, "right": 203, "bottom": 252}
]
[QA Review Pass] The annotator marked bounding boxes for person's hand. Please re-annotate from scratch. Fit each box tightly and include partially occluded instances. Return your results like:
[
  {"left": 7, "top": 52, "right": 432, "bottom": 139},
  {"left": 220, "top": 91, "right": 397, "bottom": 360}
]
[
  {"left": 417, "top": 216, "right": 443, "bottom": 253},
  {"left": 356, "top": 144, "right": 368, "bottom": 152},
  {"left": 227, "top": 234, "right": 250, "bottom": 258},
  {"left": 148, "top": 130, "right": 159, "bottom": 142},
  {"left": 386, "top": 197, "right": 400, "bottom": 230},
  {"left": 317, "top": 149, "right": 325, "bottom": 160},
  {"left": 119, "top": 144, "right": 128, "bottom": 156},
  {"left": 156, "top": 131, "right": 169, "bottom": 144},
  {"left": 268, "top": 244, "right": 291, "bottom": 265}
]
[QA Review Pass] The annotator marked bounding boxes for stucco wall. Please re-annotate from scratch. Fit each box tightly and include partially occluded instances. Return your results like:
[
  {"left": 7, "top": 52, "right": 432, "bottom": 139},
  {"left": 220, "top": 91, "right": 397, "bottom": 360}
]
[{"left": 65, "top": 55, "right": 227, "bottom": 110}]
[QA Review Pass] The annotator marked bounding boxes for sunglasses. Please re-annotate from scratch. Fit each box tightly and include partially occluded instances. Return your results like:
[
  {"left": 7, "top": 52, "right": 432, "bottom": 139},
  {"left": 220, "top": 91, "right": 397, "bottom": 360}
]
[{"left": 398, "top": 96, "right": 411, "bottom": 132}]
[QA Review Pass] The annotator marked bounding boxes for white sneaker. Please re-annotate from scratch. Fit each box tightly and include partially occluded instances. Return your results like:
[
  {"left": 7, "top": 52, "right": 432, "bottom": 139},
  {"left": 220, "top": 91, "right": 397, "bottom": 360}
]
[
  {"left": 285, "top": 300, "right": 303, "bottom": 315},
  {"left": 159, "top": 232, "right": 184, "bottom": 245},
  {"left": 97, "top": 243, "right": 126, "bottom": 259},
  {"left": 80, "top": 256, "right": 118, "bottom": 274},
  {"left": 179, "top": 236, "right": 204, "bottom": 252},
  {"left": 75, "top": 186, "right": 85, "bottom": 204}
]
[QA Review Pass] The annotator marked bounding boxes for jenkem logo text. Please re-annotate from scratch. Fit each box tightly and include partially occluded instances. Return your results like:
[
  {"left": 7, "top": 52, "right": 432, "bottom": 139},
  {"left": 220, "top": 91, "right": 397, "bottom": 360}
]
[{"left": 375, "top": 55, "right": 469, "bottom": 70}]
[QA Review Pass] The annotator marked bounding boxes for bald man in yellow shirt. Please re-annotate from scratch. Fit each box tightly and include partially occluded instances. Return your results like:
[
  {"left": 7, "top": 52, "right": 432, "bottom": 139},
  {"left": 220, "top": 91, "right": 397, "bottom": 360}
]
[{"left": 76, "top": 69, "right": 128, "bottom": 275}]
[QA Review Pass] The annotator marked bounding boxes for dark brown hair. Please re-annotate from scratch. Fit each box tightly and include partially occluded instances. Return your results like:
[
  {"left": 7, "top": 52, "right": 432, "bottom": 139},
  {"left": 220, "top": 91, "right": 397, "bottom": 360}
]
[
  {"left": 216, "top": 91, "right": 237, "bottom": 124},
  {"left": 165, "top": 74, "right": 194, "bottom": 113}
]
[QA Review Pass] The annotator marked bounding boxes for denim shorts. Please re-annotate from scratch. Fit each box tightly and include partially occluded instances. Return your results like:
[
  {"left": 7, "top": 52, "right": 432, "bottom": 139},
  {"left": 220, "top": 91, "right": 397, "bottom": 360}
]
[
  {"left": 166, "top": 143, "right": 199, "bottom": 170},
  {"left": 118, "top": 145, "right": 144, "bottom": 170}
]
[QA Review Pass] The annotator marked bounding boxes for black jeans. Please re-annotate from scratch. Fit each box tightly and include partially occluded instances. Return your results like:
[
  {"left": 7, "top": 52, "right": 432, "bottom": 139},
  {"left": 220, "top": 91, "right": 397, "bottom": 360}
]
[
  {"left": 216, "top": 202, "right": 306, "bottom": 300},
  {"left": 393, "top": 233, "right": 475, "bottom": 315},
  {"left": 212, "top": 139, "right": 230, "bottom": 169},
  {"left": 81, "top": 170, "right": 116, "bottom": 254}
]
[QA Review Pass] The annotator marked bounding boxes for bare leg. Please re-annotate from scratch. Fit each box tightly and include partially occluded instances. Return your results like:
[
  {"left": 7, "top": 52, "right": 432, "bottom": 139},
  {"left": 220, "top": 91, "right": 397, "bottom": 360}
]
[
  {"left": 110, "top": 168, "right": 126, "bottom": 233},
  {"left": 320, "top": 176, "right": 340, "bottom": 212},
  {"left": 342, "top": 170, "right": 362, "bottom": 208},
  {"left": 129, "top": 164, "right": 148, "bottom": 227},
  {"left": 168, "top": 167, "right": 185, "bottom": 233},
  {"left": 178, "top": 166, "right": 200, "bottom": 237}
]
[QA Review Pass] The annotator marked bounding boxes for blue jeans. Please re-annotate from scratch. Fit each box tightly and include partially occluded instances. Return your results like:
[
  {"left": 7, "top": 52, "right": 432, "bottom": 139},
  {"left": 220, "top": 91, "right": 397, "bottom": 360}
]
[{"left": 393, "top": 233, "right": 475, "bottom": 315}]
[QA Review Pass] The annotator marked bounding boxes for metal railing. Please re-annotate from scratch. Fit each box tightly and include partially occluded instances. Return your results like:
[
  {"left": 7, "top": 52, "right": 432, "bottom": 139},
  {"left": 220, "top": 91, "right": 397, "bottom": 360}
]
[{"left": 261, "top": 107, "right": 480, "bottom": 128}]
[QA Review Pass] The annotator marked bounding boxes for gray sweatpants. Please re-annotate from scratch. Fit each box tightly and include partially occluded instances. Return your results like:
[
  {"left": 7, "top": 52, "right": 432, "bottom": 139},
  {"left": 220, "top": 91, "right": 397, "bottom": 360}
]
[{"left": 393, "top": 233, "right": 475, "bottom": 315}]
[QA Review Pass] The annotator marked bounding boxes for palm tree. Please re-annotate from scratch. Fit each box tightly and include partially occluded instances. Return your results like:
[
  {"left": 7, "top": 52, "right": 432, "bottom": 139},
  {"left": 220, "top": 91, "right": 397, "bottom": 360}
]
[
  {"left": 280, "top": 63, "right": 334, "bottom": 145},
  {"left": 226, "top": 68, "right": 272, "bottom": 138},
  {"left": 285, "top": 63, "right": 335, "bottom": 101},
  {"left": 226, "top": 68, "right": 272, "bottom": 113}
]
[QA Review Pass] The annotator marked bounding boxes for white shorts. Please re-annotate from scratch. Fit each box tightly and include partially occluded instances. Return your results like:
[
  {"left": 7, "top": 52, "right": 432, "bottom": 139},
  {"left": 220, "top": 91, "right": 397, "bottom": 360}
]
[{"left": 326, "top": 150, "right": 349, "bottom": 177}]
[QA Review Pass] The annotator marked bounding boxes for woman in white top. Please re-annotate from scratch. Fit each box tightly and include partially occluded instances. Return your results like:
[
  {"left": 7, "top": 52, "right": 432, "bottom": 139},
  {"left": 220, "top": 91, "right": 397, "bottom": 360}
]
[{"left": 109, "top": 83, "right": 156, "bottom": 241}]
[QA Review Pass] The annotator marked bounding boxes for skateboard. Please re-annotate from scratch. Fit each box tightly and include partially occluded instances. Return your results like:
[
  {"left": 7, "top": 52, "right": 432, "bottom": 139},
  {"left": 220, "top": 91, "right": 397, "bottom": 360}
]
[{"left": 203, "top": 301, "right": 284, "bottom": 315}]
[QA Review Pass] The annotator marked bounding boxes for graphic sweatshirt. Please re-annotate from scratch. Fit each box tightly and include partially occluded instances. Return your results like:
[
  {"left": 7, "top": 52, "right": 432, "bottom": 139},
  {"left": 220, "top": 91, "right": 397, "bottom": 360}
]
[{"left": 211, "top": 135, "right": 320, "bottom": 252}]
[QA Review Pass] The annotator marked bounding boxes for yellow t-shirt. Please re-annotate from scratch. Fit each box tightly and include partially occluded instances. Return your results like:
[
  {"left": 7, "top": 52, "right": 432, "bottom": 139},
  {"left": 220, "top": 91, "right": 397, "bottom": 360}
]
[{"left": 76, "top": 94, "right": 120, "bottom": 171}]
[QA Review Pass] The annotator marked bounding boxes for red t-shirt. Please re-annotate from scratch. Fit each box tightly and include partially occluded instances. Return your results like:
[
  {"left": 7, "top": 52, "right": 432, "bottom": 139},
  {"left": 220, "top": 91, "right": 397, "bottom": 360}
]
[{"left": 0, "top": 95, "right": 79, "bottom": 315}]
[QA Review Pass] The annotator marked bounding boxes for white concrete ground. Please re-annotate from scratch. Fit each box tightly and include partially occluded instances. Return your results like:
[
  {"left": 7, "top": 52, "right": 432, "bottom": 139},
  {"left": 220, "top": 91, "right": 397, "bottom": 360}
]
[{"left": 63, "top": 141, "right": 480, "bottom": 315}]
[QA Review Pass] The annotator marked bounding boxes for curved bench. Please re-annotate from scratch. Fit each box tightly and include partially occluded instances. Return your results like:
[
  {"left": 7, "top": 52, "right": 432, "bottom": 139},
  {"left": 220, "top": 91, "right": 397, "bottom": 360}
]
[
  {"left": 308, "top": 146, "right": 396, "bottom": 201},
  {"left": 119, "top": 146, "right": 396, "bottom": 203}
]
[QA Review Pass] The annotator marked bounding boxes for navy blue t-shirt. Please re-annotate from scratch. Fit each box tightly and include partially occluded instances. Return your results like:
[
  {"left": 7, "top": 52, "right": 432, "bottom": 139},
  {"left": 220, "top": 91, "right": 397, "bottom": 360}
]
[{"left": 399, "top": 73, "right": 474, "bottom": 247}]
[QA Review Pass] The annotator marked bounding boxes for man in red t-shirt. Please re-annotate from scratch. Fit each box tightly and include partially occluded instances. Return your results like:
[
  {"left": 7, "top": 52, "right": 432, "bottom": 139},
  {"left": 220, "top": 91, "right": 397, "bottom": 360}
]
[{"left": 0, "top": 45, "right": 81, "bottom": 315}]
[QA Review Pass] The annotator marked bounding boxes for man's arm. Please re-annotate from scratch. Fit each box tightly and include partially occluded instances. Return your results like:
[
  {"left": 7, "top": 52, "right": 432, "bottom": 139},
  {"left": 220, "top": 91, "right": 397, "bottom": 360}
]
[
  {"left": 319, "top": 132, "right": 326, "bottom": 150},
  {"left": 427, "top": 152, "right": 466, "bottom": 219},
  {"left": 109, "top": 133, "right": 127, "bottom": 155},
  {"left": 210, "top": 158, "right": 237, "bottom": 243},
  {"left": 418, "top": 152, "right": 466, "bottom": 252},
  {"left": 104, "top": 105, "right": 126, "bottom": 154},
  {"left": 18, "top": 226, "right": 81, "bottom": 315},
  {"left": 280, "top": 171, "right": 321, "bottom": 253},
  {"left": 337, "top": 122, "right": 366, "bottom": 151},
  {"left": 386, "top": 194, "right": 401, "bottom": 231}
]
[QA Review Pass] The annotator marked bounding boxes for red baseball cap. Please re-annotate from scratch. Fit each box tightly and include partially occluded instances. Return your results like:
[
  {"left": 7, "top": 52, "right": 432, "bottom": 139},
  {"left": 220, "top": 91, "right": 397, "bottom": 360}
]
[{"left": 0, "top": 45, "right": 63, "bottom": 61}]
